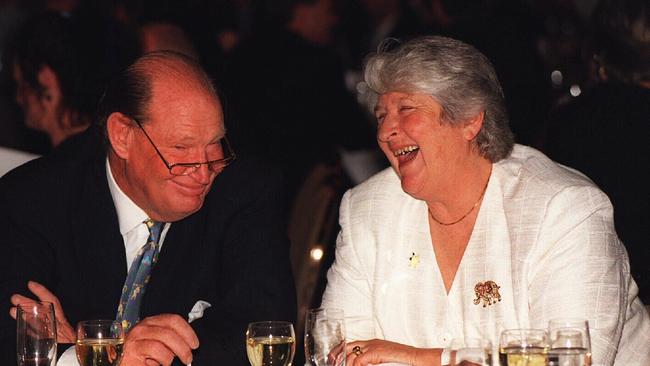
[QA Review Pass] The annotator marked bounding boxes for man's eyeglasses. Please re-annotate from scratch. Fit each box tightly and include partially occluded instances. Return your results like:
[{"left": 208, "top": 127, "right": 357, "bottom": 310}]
[{"left": 132, "top": 118, "right": 236, "bottom": 176}]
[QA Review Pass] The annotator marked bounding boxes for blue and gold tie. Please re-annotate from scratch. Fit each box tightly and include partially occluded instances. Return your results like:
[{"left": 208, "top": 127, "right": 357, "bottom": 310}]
[{"left": 116, "top": 219, "right": 163, "bottom": 332}]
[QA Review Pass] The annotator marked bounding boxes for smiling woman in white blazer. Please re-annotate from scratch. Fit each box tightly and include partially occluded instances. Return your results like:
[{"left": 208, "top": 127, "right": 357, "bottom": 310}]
[{"left": 320, "top": 36, "right": 650, "bottom": 366}]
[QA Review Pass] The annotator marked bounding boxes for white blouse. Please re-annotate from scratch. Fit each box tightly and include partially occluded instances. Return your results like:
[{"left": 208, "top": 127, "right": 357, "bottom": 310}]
[{"left": 321, "top": 145, "right": 650, "bottom": 366}]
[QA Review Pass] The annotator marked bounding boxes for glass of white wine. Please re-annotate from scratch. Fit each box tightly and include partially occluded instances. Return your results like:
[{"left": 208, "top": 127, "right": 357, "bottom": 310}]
[
  {"left": 548, "top": 318, "right": 591, "bottom": 366},
  {"left": 75, "top": 320, "right": 125, "bottom": 366},
  {"left": 16, "top": 301, "right": 57, "bottom": 366},
  {"left": 449, "top": 338, "right": 492, "bottom": 366},
  {"left": 304, "top": 308, "right": 346, "bottom": 366},
  {"left": 499, "top": 329, "right": 549, "bottom": 366},
  {"left": 246, "top": 321, "right": 296, "bottom": 366}
]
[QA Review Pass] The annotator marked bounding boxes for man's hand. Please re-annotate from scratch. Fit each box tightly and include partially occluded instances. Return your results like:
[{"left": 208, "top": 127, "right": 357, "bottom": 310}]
[
  {"left": 9, "top": 281, "right": 75, "bottom": 343},
  {"left": 120, "top": 314, "right": 199, "bottom": 366}
]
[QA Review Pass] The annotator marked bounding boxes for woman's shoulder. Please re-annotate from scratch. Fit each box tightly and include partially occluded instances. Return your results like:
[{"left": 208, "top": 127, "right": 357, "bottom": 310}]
[
  {"left": 496, "top": 144, "right": 604, "bottom": 196},
  {"left": 494, "top": 144, "right": 613, "bottom": 227}
]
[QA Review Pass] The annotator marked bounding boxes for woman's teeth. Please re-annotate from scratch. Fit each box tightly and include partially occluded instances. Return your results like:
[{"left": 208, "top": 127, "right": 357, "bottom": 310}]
[{"left": 394, "top": 146, "right": 419, "bottom": 157}]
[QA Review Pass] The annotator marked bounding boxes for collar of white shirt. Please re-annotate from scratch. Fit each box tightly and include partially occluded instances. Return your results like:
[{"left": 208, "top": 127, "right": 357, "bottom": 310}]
[{"left": 105, "top": 158, "right": 170, "bottom": 270}]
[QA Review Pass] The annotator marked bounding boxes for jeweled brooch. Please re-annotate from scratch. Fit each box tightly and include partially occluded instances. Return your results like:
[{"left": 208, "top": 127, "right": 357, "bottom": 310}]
[
  {"left": 473, "top": 280, "right": 501, "bottom": 307},
  {"left": 408, "top": 252, "right": 420, "bottom": 268}
]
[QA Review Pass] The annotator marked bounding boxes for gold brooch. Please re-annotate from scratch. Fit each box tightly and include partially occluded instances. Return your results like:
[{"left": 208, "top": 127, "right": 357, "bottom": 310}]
[
  {"left": 408, "top": 252, "right": 420, "bottom": 268},
  {"left": 473, "top": 280, "right": 501, "bottom": 307}
]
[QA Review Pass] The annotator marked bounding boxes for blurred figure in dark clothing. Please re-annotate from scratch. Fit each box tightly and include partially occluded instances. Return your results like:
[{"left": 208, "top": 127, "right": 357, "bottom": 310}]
[
  {"left": 140, "top": 20, "right": 200, "bottom": 60},
  {"left": 429, "top": 0, "right": 551, "bottom": 146},
  {"left": 337, "top": 0, "right": 429, "bottom": 77},
  {"left": 7, "top": 10, "right": 139, "bottom": 149},
  {"left": 222, "top": 0, "right": 377, "bottom": 202},
  {"left": 541, "top": 0, "right": 650, "bottom": 303}
]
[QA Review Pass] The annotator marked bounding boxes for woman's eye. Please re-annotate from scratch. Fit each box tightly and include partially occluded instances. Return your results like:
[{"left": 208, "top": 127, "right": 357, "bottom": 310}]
[
  {"left": 399, "top": 106, "right": 415, "bottom": 112},
  {"left": 174, "top": 145, "right": 187, "bottom": 151}
]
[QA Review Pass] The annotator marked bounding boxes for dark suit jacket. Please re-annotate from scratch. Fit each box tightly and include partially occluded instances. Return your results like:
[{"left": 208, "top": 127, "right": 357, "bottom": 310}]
[{"left": 0, "top": 128, "right": 296, "bottom": 365}]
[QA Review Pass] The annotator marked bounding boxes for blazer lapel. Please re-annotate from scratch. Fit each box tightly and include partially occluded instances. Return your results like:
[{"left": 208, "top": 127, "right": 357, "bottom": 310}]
[
  {"left": 71, "top": 158, "right": 126, "bottom": 317},
  {"left": 142, "top": 209, "right": 210, "bottom": 317}
]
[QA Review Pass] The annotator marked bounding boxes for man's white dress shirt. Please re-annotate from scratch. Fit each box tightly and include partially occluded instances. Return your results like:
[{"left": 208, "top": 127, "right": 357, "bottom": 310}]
[{"left": 321, "top": 145, "right": 650, "bottom": 366}]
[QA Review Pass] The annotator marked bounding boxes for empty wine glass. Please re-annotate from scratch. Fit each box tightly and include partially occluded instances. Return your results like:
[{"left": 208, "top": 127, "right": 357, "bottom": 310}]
[
  {"left": 246, "top": 321, "right": 296, "bottom": 366},
  {"left": 449, "top": 338, "right": 492, "bottom": 366},
  {"left": 304, "top": 308, "right": 346, "bottom": 366},
  {"left": 16, "top": 301, "right": 57, "bottom": 366},
  {"left": 75, "top": 320, "right": 125, "bottom": 366},
  {"left": 548, "top": 318, "right": 591, "bottom": 366},
  {"left": 499, "top": 329, "right": 549, "bottom": 366}
]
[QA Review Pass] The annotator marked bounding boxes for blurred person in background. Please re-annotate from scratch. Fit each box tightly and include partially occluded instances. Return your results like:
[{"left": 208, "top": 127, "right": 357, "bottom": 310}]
[
  {"left": 428, "top": 0, "right": 551, "bottom": 146},
  {"left": 223, "top": 0, "right": 378, "bottom": 203},
  {"left": 7, "top": 10, "right": 138, "bottom": 150},
  {"left": 140, "top": 20, "right": 199, "bottom": 60},
  {"left": 541, "top": 0, "right": 650, "bottom": 304}
]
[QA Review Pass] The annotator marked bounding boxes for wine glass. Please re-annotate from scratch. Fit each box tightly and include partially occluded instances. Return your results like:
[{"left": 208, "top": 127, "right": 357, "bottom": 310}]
[
  {"left": 304, "top": 308, "right": 346, "bottom": 366},
  {"left": 16, "top": 301, "right": 57, "bottom": 366},
  {"left": 246, "top": 321, "right": 296, "bottom": 366},
  {"left": 75, "top": 320, "right": 125, "bottom": 366},
  {"left": 548, "top": 318, "right": 591, "bottom": 366},
  {"left": 449, "top": 338, "right": 492, "bottom": 366},
  {"left": 499, "top": 329, "right": 549, "bottom": 366}
]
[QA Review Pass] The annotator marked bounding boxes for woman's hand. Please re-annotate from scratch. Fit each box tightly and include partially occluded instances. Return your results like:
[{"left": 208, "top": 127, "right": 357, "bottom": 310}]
[{"left": 346, "top": 339, "right": 441, "bottom": 366}]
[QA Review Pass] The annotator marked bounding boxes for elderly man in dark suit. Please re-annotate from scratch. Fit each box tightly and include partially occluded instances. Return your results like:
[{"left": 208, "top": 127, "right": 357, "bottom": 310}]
[{"left": 0, "top": 51, "right": 296, "bottom": 366}]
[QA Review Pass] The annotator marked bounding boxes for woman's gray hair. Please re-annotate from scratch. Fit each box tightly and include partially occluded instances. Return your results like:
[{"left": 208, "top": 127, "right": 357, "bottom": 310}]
[{"left": 363, "top": 36, "right": 514, "bottom": 162}]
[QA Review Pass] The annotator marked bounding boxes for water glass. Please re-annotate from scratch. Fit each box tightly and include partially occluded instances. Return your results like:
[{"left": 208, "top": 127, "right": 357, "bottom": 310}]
[
  {"left": 499, "top": 329, "right": 549, "bottom": 366},
  {"left": 548, "top": 319, "right": 591, "bottom": 366},
  {"left": 16, "top": 301, "right": 57, "bottom": 366},
  {"left": 246, "top": 321, "right": 296, "bottom": 366},
  {"left": 449, "top": 338, "right": 492, "bottom": 366},
  {"left": 75, "top": 320, "right": 125, "bottom": 366},
  {"left": 304, "top": 308, "right": 346, "bottom": 366}
]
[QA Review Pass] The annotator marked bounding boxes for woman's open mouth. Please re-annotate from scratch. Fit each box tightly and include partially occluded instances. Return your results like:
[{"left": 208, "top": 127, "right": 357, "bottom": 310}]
[{"left": 393, "top": 145, "right": 420, "bottom": 164}]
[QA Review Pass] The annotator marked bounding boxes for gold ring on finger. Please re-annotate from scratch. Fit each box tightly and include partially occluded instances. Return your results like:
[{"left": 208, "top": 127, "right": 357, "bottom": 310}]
[{"left": 352, "top": 346, "right": 362, "bottom": 356}]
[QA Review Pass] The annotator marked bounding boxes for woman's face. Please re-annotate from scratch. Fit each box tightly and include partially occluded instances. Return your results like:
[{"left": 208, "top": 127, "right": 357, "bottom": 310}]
[{"left": 374, "top": 91, "right": 473, "bottom": 200}]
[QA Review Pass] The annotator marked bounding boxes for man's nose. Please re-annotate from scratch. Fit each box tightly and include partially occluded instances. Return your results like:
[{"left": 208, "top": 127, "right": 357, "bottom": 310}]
[{"left": 190, "top": 163, "right": 212, "bottom": 184}]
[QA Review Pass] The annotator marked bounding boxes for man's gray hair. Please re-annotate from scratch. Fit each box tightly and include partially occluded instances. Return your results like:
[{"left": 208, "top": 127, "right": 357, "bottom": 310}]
[{"left": 363, "top": 36, "right": 514, "bottom": 162}]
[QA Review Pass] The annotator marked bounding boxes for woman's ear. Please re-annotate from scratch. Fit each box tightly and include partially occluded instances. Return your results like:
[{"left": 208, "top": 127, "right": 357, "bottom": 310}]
[
  {"left": 106, "top": 112, "right": 135, "bottom": 159},
  {"left": 462, "top": 111, "right": 485, "bottom": 141}
]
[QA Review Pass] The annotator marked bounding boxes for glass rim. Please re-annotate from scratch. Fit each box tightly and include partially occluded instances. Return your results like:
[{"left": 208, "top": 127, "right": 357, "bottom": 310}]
[
  {"left": 16, "top": 301, "right": 54, "bottom": 315},
  {"left": 248, "top": 320, "right": 294, "bottom": 327},
  {"left": 77, "top": 319, "right": 121, "bottom": 326},
  {"left": 17, "top": 300, "right": 54, "bottom": 308}
]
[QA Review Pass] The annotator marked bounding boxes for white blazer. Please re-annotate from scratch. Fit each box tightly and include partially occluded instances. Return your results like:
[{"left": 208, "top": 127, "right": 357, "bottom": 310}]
[{"left": 321, "top": 145, "right": 650, "bottom": 366}]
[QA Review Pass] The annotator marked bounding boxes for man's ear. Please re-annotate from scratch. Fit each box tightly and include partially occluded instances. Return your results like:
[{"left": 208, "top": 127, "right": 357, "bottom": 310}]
[
  {"left": 36, "top": 65, "right": 61, "bottom": 111},
  {"left": 462, "top": 111, "right": 485, "bottom": 141},
  {"left": 107, "top": 112, "right": 135, "bottom": 159}
]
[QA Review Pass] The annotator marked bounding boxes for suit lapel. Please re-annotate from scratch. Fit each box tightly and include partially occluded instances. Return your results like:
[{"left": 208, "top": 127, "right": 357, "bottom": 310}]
[
  {"left": 71, "top": 158, "right": 126, "bottom": 318},
  {"left": 142, "top": 209, "right": 210, "bottom": 317}
]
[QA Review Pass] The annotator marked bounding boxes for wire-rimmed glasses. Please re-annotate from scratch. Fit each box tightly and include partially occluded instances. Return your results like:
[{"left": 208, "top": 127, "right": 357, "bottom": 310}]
[{"left": 133, "top": 118, "right": 236, "bottom": 176}]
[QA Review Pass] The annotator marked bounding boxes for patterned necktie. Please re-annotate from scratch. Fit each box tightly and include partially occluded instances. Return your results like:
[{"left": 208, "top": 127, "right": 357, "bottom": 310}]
[{"left": 116, "top": 219, "right": 163, "bottom": 332}]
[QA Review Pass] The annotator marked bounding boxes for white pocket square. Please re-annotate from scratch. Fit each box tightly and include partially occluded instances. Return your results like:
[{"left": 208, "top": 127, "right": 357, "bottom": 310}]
[{"left": 188, "top": 300, "right": 212, "bottom": 323}]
